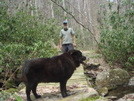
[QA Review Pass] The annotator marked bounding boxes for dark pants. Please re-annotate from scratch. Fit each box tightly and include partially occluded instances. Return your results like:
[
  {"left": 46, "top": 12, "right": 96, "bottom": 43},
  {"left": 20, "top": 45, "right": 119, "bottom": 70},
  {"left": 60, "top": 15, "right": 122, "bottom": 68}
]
[{"left": 62, "top": 44, "right": 74, "bottom": 53}]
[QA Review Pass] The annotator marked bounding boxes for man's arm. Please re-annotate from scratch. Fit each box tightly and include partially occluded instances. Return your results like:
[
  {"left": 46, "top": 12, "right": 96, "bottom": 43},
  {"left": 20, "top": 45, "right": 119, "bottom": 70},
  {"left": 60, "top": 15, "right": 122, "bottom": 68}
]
[
  {"left": 72, "top": 34, "right": 76, "bottom": 47},
  {"left": 59, "top": 37, "right": 62, "bottom": 50}
]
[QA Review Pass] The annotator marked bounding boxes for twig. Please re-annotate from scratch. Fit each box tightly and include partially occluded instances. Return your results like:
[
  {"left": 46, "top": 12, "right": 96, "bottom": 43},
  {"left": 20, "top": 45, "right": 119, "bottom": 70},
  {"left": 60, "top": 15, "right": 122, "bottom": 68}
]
[
  {"left": 1, "top": 66, "right": 21, "bottom": 90},
  {"left": 65, "top": 0, "right": 93, "bottom": 27}
]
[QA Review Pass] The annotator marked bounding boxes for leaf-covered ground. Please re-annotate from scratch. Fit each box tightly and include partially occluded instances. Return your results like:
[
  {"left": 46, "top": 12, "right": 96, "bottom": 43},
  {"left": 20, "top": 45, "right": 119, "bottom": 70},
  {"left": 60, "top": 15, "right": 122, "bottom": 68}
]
[
  {"left": 12, "top": 51, "right": 108, "bottom": 101},
  {"left": 6, "top": 51, "right": 134, "bottom": 101},
  {"left": 15, "top": 58, "right": 98, "bottom": 101}
]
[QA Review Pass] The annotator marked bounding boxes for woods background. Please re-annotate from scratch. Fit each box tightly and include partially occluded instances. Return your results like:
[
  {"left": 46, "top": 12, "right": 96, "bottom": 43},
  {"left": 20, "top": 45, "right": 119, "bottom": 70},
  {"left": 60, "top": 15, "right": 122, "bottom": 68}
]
[
  {"left": 0, "top": 0, "right": 134, "bottom": 91},
  {"left": 4, "top": 0, "right": 114, "bottom": 49}
]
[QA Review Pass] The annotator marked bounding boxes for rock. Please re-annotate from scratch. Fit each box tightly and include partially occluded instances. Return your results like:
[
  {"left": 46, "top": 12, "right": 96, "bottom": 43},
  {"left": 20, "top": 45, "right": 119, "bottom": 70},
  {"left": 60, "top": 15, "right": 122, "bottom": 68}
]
[
  {"left": 95, "top": 68, "right": 130, "bottom": 89},
  {"left": 83, "top": 63, "right": 102, "bottom": 87},
  {"left": 130, "top": 71, "right": 134, "bottom": 74},
  {"left": 105, "top": 96, "right": 117, "bottom": 100},
  {"left": 117, "top": 93, "right": 134, "bottom": 101},
  {"left": 98, "top": 87, "right": 108, "bottom": 97},
  {"left": 95, "top": 99, "right": 108, "bottom": 101},
  {"left": 128, "top": 76, "right": 134, "bottom": 86},
  {"left": 59, "top": 87, "right": 99, "bottom": 101},
  {"left": 83, "top": 63, "right": 100, "bottom": 70}
]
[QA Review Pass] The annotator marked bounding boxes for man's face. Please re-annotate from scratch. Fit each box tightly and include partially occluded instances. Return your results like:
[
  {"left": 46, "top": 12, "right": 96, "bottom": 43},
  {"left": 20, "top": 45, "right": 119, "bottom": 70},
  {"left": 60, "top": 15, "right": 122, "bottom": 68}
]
[
  {"left": 63, "top": 23, "right": 68, "bottom": 29},
  {"left": 63, "top": 23, "right": 67, "bottom": 26}
]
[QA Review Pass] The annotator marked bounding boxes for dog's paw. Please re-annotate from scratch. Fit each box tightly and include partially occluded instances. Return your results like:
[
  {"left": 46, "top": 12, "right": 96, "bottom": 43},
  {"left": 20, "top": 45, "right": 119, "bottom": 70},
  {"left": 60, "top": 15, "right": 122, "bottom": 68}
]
[
  {"left": 27, "top": 99, "right": 32, "bottom": 101},
  {"left": 35, "top": 95, "right": 41, "bottom": 98},
  {"left": 66, "top": 93, "right": 70, "bottom": 97},
  {"left": 62, "top": 93, "right": 70, "bottom": 98}
]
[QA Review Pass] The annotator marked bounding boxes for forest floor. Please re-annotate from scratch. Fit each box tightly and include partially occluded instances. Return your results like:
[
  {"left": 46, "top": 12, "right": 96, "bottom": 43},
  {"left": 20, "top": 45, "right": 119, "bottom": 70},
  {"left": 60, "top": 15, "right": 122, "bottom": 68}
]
[
  {"left": 4, "top": 50, "right": 134, "bottom": 101},
  {"left": 16, "top": 65, "right": 97, "bottom": 101},
  {"left": 15, "top": 50, "right": 110, "bottom": 101},
  {"left": 14, "top": 50, "right": 134, "bottom": 101}
]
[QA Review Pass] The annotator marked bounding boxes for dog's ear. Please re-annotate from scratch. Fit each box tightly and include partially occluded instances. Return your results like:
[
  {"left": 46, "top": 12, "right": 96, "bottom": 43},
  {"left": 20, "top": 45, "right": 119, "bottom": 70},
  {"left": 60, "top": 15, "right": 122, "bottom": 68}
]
[{"left": 70, "top": 50, "right": 80, "bottom": 56}]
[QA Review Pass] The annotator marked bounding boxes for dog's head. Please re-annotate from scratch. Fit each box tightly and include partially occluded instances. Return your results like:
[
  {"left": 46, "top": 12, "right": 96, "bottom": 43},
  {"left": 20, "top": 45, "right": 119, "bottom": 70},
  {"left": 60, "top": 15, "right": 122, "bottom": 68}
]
[{"left": 69, "top": 50, "right": 86, "bottom": 67}]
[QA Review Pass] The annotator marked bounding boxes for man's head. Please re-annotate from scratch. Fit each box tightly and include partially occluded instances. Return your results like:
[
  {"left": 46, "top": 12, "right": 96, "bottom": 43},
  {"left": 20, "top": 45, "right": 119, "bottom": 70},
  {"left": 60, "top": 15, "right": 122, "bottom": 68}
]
[{"left": 63, "top": 21, "right": 68, "bottom": 29}]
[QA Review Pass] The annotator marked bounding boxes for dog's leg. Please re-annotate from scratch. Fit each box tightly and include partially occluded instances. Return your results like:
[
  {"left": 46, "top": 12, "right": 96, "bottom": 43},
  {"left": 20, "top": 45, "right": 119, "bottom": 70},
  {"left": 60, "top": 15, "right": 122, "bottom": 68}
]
[
  {"left": 60, "top": 80, "right": 68, "bottom": 97},
  {"left": 32, "top": 83, "right": 41, "bottom": 98},
  {"left": 26, "top": 82, "right": 33, "bottom": 101}
]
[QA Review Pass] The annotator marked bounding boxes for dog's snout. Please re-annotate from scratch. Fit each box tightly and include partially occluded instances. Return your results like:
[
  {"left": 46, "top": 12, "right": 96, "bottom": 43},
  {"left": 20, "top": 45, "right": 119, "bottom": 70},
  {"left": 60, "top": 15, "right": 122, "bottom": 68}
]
[{"left": 82, "top": 56, "right": 86, "bottom": 61}]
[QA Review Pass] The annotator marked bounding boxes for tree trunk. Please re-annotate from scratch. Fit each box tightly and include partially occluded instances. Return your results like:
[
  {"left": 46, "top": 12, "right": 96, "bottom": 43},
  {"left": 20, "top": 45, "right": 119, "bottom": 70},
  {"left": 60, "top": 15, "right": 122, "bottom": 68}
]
[{"left": 51, "top": 1, "right": 54, "bottom": 18}]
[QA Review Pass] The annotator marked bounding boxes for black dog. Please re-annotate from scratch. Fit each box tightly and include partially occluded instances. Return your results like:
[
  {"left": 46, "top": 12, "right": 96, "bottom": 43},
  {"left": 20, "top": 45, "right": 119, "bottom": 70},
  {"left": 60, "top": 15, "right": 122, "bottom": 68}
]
[{"left": 16, "top": 50, "right": 86, "bottom": 101}]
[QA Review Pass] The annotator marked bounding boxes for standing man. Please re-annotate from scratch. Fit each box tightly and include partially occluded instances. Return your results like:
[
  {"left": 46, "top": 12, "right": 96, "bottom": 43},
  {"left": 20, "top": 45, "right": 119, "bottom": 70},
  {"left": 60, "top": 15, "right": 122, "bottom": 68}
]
[{"left": 59, "top": 21, "right": 76, "bottom": 53}]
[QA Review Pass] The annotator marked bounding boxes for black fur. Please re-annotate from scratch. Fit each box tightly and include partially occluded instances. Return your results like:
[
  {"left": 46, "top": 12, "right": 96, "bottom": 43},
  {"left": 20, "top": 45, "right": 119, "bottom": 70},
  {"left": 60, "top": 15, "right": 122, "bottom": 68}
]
[{"left": 16, "top": 50, "right": 86, "bottom": 101}]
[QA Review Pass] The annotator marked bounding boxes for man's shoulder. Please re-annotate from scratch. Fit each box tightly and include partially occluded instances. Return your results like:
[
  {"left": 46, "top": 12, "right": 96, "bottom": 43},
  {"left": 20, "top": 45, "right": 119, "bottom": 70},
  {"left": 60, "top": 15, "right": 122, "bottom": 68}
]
[
  {"left": 61, "top": 28, "right": 73, "bottom": 32},
  {"left": 61, "top": 29, "right": 64, "bottom": 31},
  {"left": 68, "top": 28, "right": 72, "bottom": 30}
]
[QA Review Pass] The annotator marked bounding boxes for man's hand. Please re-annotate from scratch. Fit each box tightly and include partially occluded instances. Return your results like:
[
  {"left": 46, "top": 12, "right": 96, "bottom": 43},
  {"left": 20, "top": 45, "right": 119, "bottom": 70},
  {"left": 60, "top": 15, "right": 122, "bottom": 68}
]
[
  {"left": 73, "top": 43, "right": 76, "bottom": 47},
  {"left": 72, "top": 35, "right": 76, "bottom": 47},
  {"left": 59, "top": 45, "right": 62, "bottom": 50},
  {"left": 59, "top": 37, "right": 62, "bottom": 50}
]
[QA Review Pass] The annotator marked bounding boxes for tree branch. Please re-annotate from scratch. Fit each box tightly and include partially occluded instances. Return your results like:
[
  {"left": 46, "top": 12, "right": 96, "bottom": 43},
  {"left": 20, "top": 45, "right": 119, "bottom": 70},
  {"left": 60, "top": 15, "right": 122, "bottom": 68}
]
[
  {"left": 51, "top": 0, "right": 101, "bottom": 50},
  {"left": 50, "top": 0, "right": 111, "bottom": 66}
]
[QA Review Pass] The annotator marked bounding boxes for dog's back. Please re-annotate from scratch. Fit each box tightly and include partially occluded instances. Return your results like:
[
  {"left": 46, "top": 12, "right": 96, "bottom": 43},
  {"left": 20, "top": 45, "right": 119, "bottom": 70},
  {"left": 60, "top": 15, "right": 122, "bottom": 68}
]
[{"left": 21, "top": 54, "right": 75, "bottom": 83}]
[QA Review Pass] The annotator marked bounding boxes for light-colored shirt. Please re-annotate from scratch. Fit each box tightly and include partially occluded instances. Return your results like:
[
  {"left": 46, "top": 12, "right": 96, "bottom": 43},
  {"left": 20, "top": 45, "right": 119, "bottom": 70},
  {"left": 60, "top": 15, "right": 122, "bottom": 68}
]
[{"left": 59, "top": 28, "right": 75, "bottom": 44}]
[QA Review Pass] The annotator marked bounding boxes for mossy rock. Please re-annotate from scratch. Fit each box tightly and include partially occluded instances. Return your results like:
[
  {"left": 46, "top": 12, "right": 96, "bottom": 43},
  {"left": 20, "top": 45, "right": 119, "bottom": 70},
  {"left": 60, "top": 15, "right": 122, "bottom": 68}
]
[
  {"left": 98, "top": 87, "right": 108, "bottom": 97},
  {"left": 80, "top": 96, "right": 107, "bottom": 101},
  {"left": 95, "top": 68, "right": 130, "bottom": 90}
]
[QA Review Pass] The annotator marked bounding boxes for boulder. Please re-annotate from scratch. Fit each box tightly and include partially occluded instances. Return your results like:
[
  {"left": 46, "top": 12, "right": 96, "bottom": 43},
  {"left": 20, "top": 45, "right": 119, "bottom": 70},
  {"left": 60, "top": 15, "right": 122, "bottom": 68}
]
[
  {"left": 117, "top": 93, "right": 134, "bottom": 101},
  {"left": 83, "top": 63, "right": 101, "bottom": 87},
  {"left": 98, "top": 87, "right": 108, "bottom": 97},
  {"left": 95, "top": 68, "right": 130, "bottom": 89},
  {"left": 128, "top": 76, "right": 134, "bottom": 86}
]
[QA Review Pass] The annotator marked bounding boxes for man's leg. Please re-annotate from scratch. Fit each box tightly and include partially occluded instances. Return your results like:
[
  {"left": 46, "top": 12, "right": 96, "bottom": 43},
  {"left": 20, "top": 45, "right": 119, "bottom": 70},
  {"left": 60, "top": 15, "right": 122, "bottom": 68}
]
[
  {"left": 62, "top": 44, "right": 68, "bottom": 53},
  {"left": 67, "top": 44, "right": 74, "bottom": 51}
]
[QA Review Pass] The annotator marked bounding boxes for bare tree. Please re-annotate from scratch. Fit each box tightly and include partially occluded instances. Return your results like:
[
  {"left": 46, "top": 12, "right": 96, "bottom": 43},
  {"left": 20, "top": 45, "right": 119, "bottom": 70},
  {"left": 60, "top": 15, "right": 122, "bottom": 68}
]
[{"left": 51, "top": 1, "right": 55, "bottom": 18}]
